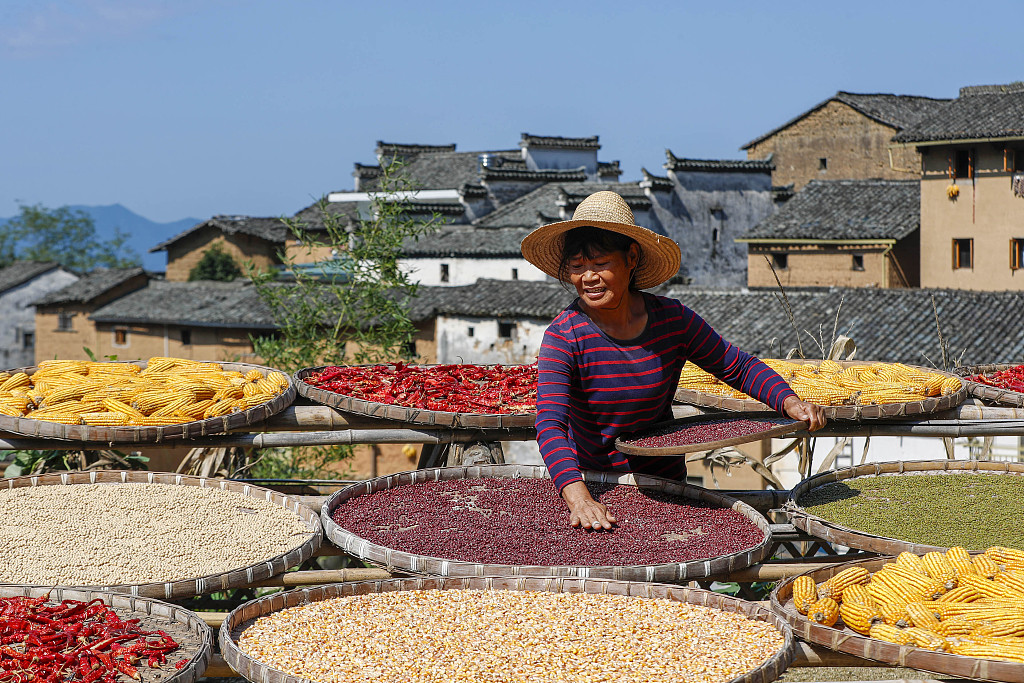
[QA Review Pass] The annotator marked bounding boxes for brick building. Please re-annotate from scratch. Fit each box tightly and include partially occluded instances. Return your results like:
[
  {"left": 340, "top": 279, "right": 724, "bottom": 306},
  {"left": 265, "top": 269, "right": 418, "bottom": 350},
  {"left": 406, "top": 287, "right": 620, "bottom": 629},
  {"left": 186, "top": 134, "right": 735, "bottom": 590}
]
[
  {"left": 739, "top": 179, "right": 920, "bottom": 289},
  {"left": 743, "top": 91, "right": 949, "bottom": 191},
  {"left": 893, "top": 83, "right": 1024, "bottom": 291}
]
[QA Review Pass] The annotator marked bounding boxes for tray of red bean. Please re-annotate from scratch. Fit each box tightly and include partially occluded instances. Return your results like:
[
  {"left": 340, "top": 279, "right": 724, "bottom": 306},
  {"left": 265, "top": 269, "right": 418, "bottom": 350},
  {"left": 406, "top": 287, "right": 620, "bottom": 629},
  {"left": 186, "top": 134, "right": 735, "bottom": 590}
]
[
  {"left": 615, "top": 412, "right": 807, "bottom": 456},
  {"left": 321, "top": 464, "right": 773, "bottom": 582},
  {"left": 956, "top": 362, "right": 1024, "bottom": 407},
  {"left": 294, "top": 362, "right": 536, "bottom": 428}
]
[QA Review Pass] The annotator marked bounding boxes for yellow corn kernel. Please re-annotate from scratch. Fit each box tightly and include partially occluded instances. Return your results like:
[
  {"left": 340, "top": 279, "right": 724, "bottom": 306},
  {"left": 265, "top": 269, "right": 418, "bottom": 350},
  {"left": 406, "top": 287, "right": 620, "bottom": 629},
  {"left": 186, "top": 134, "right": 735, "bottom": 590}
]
[
  {"left": 989, "top": 546, "right": 1024, "bottom": 570},
  {"left": 151, "top": 396, "right": 193, "bottom": 417},
  {"left": 939, "top": 585, "right": 982, "bottom": 603},
  {"left": 839, "top": 601, "right": 879, "bottom": 635},
  {"left": 80, "top": 412, "right": 130, "bottom": 426},
  {"left": 869, "top": 623, "right": 913, "bottom": 645},
  {"left": 841, "top": 584, "right": 873, "bottom": 607},
  {"left": 792, "top": 576, "right": 817, "bottom": 615},
  {"left": 0, "top": 372, "right": 31, "bottom": 392},
  {"left": 975, "top": 553, "right": 1001, "bottom": 579},
  {"left": 903, "top": 626, "right": 949, "bottom": 650},
  {"left": 946, "top": 547, "right": 977, "bottom": 579},
  {"left": 922, "top": 552, "right": 958, "bottom": 590},
  {"left": 895, "top": 552, "right": 928, "bottom": 575},
  {"left": 905, "top": 602, "right": 941, "bottom": 629},
  {"left": 129, "top": 415, "right": 195, "bottom": 426},
  {"left": 102, "top": 398, "right": 145, "bottom": 420},
  {"left": 808, "top": 597, "right": 839, "bottom": 627},
  {"left": 25, "top": 412, "right": 82, "bottom": 425}
]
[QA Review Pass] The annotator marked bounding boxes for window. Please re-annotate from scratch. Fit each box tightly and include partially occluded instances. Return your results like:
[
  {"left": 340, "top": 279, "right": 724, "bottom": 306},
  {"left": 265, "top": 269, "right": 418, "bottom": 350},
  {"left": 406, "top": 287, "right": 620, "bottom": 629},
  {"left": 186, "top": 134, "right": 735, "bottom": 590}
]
[
  {"left": 819, "top": 157, "right": 828, "bottom": 171},
  {"left": 57, "top": 312, "right": 74, "bottom": 331},
  {"left": 852, "top": 254, "right": 865, "bottom": 271},
  {"left": 113, "top": 328, "right": 129, "bottom": 347},
  {"left": 955, "top": 149, "right": 973, "bottom": 179},
  {"left": 404, "top": 340, "right": 417, "bottom": 357},
  {"left": 21, "top": 332, "right": 33, "bottom": 350},
  {"left": 181, "top": 328, "right": 192, "bottom": 346},
  {"left": 712, "top": 227, "right": 719, "bottom": 243},
  {"left": 467, "top": 326, "right": 474, "bottom": 338},
  {"left": 1012, "top": 239, "right": 1024, "bottom": 270},
  {"left": 953, "top": 239, "right": 973, "bottom": 270},
  {"left": 511, "top": 268, "right": 518, "bottom": 280},
  {"left": 771, "top": 252, "right": 788, "bottom": 270},
  {"left": 497, "top": 321, "right": 515, "bottom": 339},
  {"left": 439, "top": 263, "right": 450, "bottom": 283}
]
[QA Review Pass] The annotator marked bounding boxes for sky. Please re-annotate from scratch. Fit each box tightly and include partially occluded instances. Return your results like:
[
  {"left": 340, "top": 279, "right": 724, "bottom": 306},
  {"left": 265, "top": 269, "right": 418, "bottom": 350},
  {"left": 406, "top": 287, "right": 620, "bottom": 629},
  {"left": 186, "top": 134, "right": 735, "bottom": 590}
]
[{"left": 1, "top": 0, "right": 1020, "bottom": 224}]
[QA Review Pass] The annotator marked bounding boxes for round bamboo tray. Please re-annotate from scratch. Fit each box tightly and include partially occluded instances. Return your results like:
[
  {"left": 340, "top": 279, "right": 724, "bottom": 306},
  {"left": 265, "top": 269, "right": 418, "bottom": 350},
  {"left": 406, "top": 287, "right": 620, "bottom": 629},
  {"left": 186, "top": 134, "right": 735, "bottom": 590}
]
[
  {"left": 0, "top": 360, "right": 295, "bottom": 442},
  {"left": 674, "top": 360, "right": 967, "bottom": 420},
  {"left": 616, "top": 412, "right": 807, "bottom": 456},
  {"left": 785, "top": 459, "right": 1024, "bottom": 554},
  {"left": 771, "top": 556, "right": 1024, "bottom": 682},
  {"left": 321, "top": 464, "right": 773, "bottom": 582},
  {"left": 956, "top": 363, "right": 1024, "bottom": 407},
  {"left": 0, "top": 585, "right": 212, "bottom": 683},
  {"left": 294, "top": 364, "right": 536, "bottom": 428},
  {"left": 221, "top": 577, "right": 795, "bottom": 683},
  {"left": 0, "top": 470, "right": 322, "bottom": 599}
]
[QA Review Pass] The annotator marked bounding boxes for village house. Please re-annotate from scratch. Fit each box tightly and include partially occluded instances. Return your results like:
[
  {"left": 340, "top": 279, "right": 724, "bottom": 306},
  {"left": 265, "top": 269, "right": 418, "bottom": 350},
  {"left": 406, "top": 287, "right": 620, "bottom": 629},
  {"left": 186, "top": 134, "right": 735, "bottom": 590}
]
[
  {"left": 743, "top": 91, "right": 950, "bottom": 191},
  {"left": 892, "top": 83, "right": 1024, "bottom": 291},
  {"left": 738, "top": 179, "right": 920, "bottom": 289},
  {"left": 150, "top": 216, "right": 289, "bottom": 282},
  {"left": 0, "top": 261, "right": 78, "bottom": 368}
]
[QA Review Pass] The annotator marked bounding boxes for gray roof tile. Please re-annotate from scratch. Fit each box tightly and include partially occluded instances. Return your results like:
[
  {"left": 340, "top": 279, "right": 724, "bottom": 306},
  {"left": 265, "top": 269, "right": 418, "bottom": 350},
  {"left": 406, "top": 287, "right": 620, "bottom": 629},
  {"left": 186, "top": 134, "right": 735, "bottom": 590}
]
[
  {"left": 150, "top": 216, "right": 290, "bottom": 253},
  {"left": 475, "top": 182, "right": 649, "bottom": 229},
  {"left": 742, "top": 179, "right": 919, "bottom": 241},
  {"left": 894, "top": 84, "right": 1024, "bottom": 143},
  {"left": 0, "top": 261, "right": 61, "bottom": 294},
  {"left": 666, "top": 150, "right": 774, "bottom": 173},
  {"left": 402, "top": 227, "right": 532, "bottom": 257},
  {"left": 519, "top": 134, "right": 600, "bottom": 149},
  {"left": 90, "top": 280, "right": 277, "bottom": 329},
  {"left": 32, "top": 267, "right": 146, "bottom": 306}
]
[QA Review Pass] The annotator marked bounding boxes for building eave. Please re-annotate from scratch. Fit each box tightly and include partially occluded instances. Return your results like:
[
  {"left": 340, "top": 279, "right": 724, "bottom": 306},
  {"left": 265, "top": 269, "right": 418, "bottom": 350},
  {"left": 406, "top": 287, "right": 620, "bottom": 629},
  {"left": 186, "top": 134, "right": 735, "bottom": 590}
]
[{"left": 736, "top": 238, "right": 898, "bottom": 245}]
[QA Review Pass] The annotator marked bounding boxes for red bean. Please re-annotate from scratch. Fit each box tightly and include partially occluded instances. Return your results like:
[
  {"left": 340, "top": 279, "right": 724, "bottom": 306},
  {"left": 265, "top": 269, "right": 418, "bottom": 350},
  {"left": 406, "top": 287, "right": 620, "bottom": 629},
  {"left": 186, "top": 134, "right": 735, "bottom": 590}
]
[
  {"left": 622, "top": 418, "right": 789, "bottom": 449},
  {"left": 331, "top": 478, "right": 764, "bottom": 566}
]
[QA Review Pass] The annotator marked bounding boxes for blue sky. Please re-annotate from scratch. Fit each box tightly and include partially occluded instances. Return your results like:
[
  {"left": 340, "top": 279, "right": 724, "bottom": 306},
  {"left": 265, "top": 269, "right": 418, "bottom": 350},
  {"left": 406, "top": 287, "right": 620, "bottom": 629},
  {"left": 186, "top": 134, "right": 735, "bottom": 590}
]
[{"left": 1, "top": 0, "right": 1019, "bottom": 223}]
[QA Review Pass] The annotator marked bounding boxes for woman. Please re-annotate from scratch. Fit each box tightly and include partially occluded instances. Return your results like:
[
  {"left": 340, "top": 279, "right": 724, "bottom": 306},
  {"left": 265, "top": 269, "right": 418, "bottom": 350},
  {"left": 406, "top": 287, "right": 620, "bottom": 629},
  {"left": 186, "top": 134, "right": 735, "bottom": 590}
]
[{"left": 520, "top": 191, "right": 826, "bottom": 530}]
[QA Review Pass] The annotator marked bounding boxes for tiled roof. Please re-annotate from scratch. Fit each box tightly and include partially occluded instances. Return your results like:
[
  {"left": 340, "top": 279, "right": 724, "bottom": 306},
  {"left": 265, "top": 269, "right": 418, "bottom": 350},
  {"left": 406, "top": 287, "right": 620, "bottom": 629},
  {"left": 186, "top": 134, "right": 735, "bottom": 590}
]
[
  {"left": 481, "top": 166, "right": 587, "bottom": 182},
  {"left": 402, "top": 228, "right": 533, "bottom": 258},
  {"left": 415, "top": 279, "right": 1024, "bottom": 365},
  {"left": 520, "top": 134, "right": 600, "bottom": 150},
  {"left": 403, "top": 202, "right": 467, "bottom": 217},
  {"left": 292, "top": 201, "right": 361, "bottom": 232},
  {"left": 666, "top": 150, "right": 774, "bottom": 173},
  {"left": 598, "top": 161, "right": 622, "bottom": 178},
  {"left": 355, "top": 150, "right": 519, "bottom": 192},
  {"left": 893, "top": 84, "right": 1024, "bottom": 143},
  {"left": 375, "top": 141, "right": 457, "bottom": 159},
  {"left": 640, "top": 168, "right": 674, "bottom": 193},
  {"left": 32, "top": 267, "right": 146, "bottom": 306},
  {"left": 742, "top": 91, "right": 952, "bottom": 149},
  {"left": 90, "top": 280, "right": 277, "bottom": 329},
  {"left": 150, "top": 216, "right": 289, "bottom": 252},
  {"left": 475, "top": 182, "right": 649, "bottom": 229},
  {"left": 0, "top": 261, "right": 61, "bottom": 295},
  {"left": 742, "top": 180, "right": 919, "bottom": 241}
]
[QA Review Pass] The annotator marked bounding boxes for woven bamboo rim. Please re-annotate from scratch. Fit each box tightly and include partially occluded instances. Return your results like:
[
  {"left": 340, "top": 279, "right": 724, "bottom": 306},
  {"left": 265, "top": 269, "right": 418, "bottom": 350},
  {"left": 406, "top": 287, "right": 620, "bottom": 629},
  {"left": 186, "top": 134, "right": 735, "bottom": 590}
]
[
  {"left": 321, "top": 464, "right": 772, "bottom": 581},
  {"left": 222, "top": 577, "right": 795, "bottom": 683},
  {"left": 616, "top": 411, "right": 807, "bottom": 456},
  {"left": 956, "top": 363, "right": 1024, "bottom": 407},
  {"left": 0, "top": 585, "right": 212, "bottom": 683},
  {"left": 0, "top": 360, "right": 296, "bottom": 442},
  {"left": 771, "top": 556, "right": 1024, "bottom": 682},
  {"left": 294, "top": 364, "right": 536, "bottom": 428},
  {"left": 673, "top": 360, "right": 968, "bottom": 421},
  {"left": 0, "top": 471, "right": 322, "bottom": 599},
  {"left": 785, "top": 459, "right": 1024, "bottom": 554}
]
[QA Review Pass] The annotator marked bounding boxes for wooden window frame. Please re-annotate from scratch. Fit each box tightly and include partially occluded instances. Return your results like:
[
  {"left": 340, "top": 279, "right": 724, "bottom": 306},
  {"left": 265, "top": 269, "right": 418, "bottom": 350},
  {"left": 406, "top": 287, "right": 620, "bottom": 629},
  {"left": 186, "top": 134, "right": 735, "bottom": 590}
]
[
  {"left": 497, "top": 321, "right": 515, "bottom": 339},
  {"left": 112, "top": 327, "right": 129, "bottom": 348},
  {"left": 1012, "top": 238, "right": 1024, "bottom": 271},
  {"left": 771, "top": 252, "right": 788, "bottom": 271},
  {"left": 952, "top": 238, "right": 974, "bottom": 270},
  {"left": 57, "top": 311, "right": 74, "bottom": 331},
  {"left": 851, "top": 254, "right": 865, "bottom": 271},
  {"left": 439, "top": 263, "right": 450, "bottom": 283}
]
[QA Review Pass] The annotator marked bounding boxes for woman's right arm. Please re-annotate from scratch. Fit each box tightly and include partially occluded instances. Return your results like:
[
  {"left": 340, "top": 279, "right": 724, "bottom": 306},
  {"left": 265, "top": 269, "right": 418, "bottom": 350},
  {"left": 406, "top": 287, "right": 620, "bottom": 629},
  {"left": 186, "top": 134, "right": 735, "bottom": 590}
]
[{"left": 536, "top": 328, "right": 615, "bottom": 530}]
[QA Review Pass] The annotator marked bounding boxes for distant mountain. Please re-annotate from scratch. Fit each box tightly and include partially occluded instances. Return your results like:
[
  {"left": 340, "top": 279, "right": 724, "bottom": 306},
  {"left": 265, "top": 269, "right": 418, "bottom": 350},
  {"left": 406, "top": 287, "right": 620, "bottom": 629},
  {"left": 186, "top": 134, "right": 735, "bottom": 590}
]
[{"left": 0, "top": 204, "right": 199, "bottom": 272}]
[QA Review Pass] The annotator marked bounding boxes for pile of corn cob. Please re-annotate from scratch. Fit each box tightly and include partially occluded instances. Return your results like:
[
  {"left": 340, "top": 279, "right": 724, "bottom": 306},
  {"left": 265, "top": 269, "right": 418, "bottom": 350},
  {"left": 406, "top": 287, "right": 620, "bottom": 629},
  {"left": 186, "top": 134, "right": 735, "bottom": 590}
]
[
  {"left": 794, "top": 547, "right": 1024, "bottom": 662},
  {"left": 0, "top": 358, "right": 289, "bottom": 426},
  {"left": 678, "top": 359, "right": 962, "bottom": 406}
]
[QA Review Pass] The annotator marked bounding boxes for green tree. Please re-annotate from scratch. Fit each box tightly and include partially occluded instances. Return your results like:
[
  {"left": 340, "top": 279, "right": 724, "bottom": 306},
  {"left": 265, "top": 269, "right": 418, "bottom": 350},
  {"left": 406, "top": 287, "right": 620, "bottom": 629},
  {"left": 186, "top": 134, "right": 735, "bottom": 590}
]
[
  {"left": 247, "top": 161, "right": 441, "bottom": 478},
  {"left": 0, "top": 203, "right": 140, "bottom": 271},
  {"left": 189, "top": 242, "right": 242, "bottom": 281}
]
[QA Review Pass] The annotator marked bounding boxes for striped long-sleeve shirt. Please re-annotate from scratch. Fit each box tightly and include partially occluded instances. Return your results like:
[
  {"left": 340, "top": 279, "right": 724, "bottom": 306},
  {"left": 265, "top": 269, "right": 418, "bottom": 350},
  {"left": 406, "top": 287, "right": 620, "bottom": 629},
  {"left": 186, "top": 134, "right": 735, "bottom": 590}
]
[{"left": 536, "top": 293, "right": 798, "bottom": 492}]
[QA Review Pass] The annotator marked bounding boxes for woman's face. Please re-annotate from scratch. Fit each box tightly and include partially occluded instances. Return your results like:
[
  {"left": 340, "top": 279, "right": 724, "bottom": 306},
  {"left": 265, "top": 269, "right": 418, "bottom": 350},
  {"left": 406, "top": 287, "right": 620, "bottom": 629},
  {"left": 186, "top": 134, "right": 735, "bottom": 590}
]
[{"left": 567, "top": 243, "right": 639, "bottom": 311}]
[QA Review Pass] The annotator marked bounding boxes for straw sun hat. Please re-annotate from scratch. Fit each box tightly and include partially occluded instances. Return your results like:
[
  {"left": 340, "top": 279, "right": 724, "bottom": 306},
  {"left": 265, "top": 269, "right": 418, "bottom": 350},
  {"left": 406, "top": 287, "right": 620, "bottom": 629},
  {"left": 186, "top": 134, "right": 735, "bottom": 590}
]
[{"left": 520, "top": 190, "right": 681, "bottom": 290}]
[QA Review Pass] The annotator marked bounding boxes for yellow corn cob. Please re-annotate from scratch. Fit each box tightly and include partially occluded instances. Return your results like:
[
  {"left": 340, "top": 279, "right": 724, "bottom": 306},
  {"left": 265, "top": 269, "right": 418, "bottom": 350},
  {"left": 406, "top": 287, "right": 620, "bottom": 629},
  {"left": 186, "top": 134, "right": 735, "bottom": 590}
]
[
  {"left": 178, "top": 399, "right": 215, "bottom": 419},
  {"left": 867, "top": 581, "right": 909, "bottom": 608},
  {"left": 243, "top": 369, "right": 263, "bottom": 382},
  {"left": 0, "top": 395, "right": 32, "bottom": 412},
  {"left": 933, "top": 615, "right": 978, "bottom": 637},
  {"left": 839, "top": 601, "right": 879, "bottom": 634},
  {"left": 818, "top": 566, "right": 870, "bottom": 601},
  {"left": 102, "top": 398, "right": 145, "bottom": 420},
  {"left": 23, "top": 411, "right": 82, "bottom": 424},
  {"left": 895, "top": 552, "right": 928, "bottom": 575},
  {"left": 959, "top": 574, "right": 1024, "bottom": 600},
  {"left": 903, "top": 626, "right": 949, "bottom": 650},
  {"left": 939, "top": 585, "right": 982, "bottom": 603},
  {"left": 791, "top": 576, "right": 817, "bottom": 614},
  {"left": 960, "top": 634, "right": 1024, "bottom": 653},
  {"left": 213, "top": 385, "right": 244, "bottom": 401},
  {"left": 869, "top": 623, "right": 913, "bottom": 645},
  {"left": 151, "top": 396, "right": 193, "bottom": 417},
  {"left": 240, "top": 394, "right": 274, "bottom": 409},
  {"left": 841, "top": 584, "right": 873, "bottom": 607},
  {"left": 905, "top": 602, "right": 941, "bottom": 629},
  {"left": 880, "top": 566, "right": 945, "bottom": 600},
  {"left": 255, "top": 377, "right": 280, "bottom": 395},
  {"left": 878, "top": 604, "right": 911, "bottom": 627},
  {"left": 80, "top": 412, "right": 130, "bottom": 426},
  {"left": 872, "top": 570, "right": 926, "bottom": 603},
  {"left": 203, "top": 399, "right": 236, "bottom": 418},
  {"left": 132, "top": 391, "right": 181, "bottom": 413},
  {"left": 129, "top": 416, "right": 195, "bottom": 426},
  {"left": 975, "top": 553, "right": 1001, "bottom": 579},
  {"left": 266, "top": 371, "right": 288, "bottom": 389},
  {"left": 0, "top": 372, "right": 31, "bottom": 392},
  {"left": 971, "top": 619, "right": 1024, "bottom": 637},
  {"left": 242, "top": 382, "right": 261, "bottom": 398},
  {"left": 940, "top": 376, "right": 962, "bottom": 394},
  {"left": 946, "top": 547, "right": 977, "bottom": 578},
  {"left": 808, "top": 598, "right": 839, "bottom": 627},
  {"left": 922, "top": 552, "right": 958, "bottom": 589},
  {"left": 0, "top": 404, "right": 25, "bottom": 417},
  {"left": 950, "top": 642, "right": 1024, "bottom": 662},
  {"left": 87, "top": 362, "right": 140, "bottom": 374},
  {"left": 996, "top": 569, "right": 1024, "bottom": 596},
  {"left": 989, "top": 546, "right": 1024, "bottom": 570}
]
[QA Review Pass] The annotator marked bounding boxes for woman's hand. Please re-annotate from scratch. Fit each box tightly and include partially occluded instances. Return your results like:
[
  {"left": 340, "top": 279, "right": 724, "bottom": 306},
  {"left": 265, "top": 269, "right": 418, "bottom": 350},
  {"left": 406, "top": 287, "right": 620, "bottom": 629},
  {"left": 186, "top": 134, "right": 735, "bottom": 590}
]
[
  {"left": 783, "top": 395, "right": 827, "bottom": 431},
  {"left": 561, "top": 481, "right": 616, "bottom": 530}
]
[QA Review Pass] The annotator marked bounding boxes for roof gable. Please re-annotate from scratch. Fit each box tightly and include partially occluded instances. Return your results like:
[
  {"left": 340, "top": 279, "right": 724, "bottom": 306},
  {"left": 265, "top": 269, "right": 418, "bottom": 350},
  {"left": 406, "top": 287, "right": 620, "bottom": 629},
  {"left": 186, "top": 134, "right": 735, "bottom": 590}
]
[
  {"left": 742, "top": 179, "right": 919, "bottom": 241},
  {"left": 32, "top": 267, "right": 147, "bottom": 306},
  {"left": 894, "top": 84, "right": 1024, "bottom": 143},
  {"left": 0, "top": 261, "right": 62, "bottom": 294},
  {"left": 150, "top": 216, "right": 289, "bottom": 253}
]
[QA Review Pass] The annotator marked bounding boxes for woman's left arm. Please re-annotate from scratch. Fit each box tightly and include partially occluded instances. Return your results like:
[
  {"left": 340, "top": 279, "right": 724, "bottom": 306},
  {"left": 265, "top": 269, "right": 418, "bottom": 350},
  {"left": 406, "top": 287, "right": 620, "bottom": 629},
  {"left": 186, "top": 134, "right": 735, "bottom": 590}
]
[{"left": 680, "top": 306, "right": 826, "bottom": 431}]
